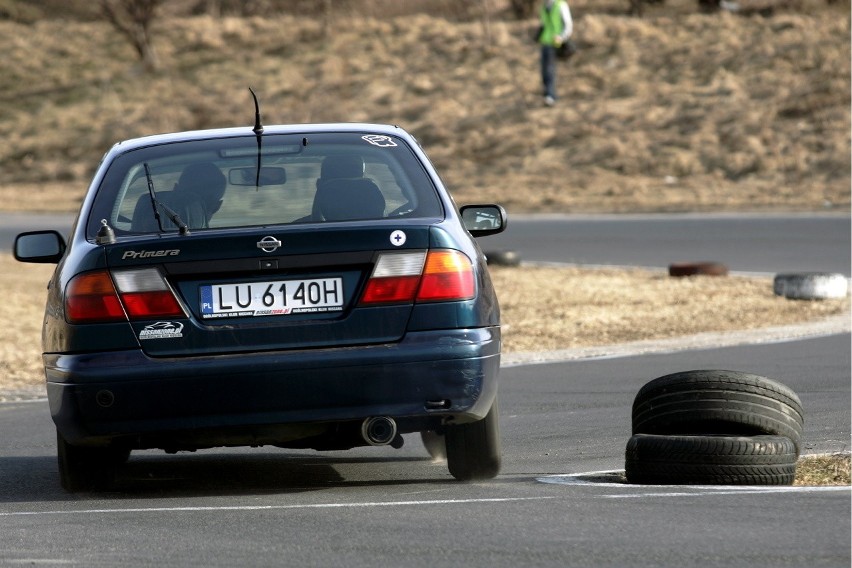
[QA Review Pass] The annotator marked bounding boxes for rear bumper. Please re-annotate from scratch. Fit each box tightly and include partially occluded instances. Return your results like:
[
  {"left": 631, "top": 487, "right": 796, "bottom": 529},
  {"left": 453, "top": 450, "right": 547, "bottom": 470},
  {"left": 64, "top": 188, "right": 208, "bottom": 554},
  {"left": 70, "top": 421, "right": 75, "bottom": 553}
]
[{"left": 45, "top": 327, "right": 500, "bottom": 447}]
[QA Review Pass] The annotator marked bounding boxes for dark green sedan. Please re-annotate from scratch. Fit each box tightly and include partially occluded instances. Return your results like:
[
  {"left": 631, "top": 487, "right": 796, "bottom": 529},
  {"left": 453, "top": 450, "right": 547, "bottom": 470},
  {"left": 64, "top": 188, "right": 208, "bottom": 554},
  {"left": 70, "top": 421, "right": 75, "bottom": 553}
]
[{"left": 14, "top": 123, "right": 507, "bottom": 492}]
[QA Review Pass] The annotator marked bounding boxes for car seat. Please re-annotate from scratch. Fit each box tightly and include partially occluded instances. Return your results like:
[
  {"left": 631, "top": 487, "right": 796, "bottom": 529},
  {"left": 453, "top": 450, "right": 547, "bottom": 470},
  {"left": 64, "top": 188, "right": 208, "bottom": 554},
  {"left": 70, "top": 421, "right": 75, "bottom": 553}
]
[{"left": 313, "top": 178, "right": 386, "bottom": 221}]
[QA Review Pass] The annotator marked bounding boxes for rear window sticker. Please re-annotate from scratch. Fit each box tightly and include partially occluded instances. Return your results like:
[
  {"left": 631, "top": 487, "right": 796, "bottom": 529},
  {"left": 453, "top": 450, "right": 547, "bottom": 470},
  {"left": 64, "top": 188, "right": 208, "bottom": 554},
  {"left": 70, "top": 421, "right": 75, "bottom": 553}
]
[{"left": 362, "top": 135, "right": 397, "bottom": 148}]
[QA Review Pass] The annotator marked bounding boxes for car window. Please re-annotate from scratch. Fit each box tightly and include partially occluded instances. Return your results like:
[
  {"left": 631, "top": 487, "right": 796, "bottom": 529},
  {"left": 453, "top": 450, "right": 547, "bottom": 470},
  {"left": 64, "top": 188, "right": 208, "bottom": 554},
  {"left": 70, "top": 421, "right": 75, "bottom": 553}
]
[{"left": 87, "top": 132, "right": 443, "bottom": 238}]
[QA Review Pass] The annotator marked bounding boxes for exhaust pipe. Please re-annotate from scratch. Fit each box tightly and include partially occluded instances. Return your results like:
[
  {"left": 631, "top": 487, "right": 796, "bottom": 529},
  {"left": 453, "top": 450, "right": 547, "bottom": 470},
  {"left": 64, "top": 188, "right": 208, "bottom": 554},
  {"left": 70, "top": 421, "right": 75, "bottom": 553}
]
[{"left": 361, "top": 416, "right": 398, "bottom": 446}]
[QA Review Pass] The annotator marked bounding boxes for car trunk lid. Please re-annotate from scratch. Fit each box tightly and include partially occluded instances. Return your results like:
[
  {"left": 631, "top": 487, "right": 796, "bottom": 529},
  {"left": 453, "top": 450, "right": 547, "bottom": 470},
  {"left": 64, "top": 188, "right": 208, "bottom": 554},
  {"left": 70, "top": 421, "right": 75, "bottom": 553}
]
[{"left": 105, "top": 224, "right": 432, "bottom": 357}]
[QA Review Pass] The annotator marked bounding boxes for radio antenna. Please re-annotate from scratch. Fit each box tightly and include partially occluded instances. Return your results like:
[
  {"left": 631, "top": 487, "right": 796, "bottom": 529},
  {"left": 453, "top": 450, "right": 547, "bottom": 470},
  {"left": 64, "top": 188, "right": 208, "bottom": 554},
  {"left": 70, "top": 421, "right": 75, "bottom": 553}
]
[
  {"left": 250, "top": 87, "right": 263, "bottom": 135},
  {"left": 249, "top": 88, "right": 263, "bottom": 188}
]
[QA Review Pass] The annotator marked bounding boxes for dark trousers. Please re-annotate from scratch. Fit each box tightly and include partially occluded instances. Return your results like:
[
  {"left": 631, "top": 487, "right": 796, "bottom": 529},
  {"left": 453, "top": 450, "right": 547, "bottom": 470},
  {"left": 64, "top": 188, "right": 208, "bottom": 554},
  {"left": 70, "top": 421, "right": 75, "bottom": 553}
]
[{"left": 540, "top": 45, "right": 557, "bottom": 99}]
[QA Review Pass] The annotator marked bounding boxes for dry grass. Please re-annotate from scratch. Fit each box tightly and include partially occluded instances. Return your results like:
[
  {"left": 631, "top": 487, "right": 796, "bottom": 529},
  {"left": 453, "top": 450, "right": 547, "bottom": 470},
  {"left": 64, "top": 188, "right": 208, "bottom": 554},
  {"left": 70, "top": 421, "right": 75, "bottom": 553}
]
[
  {"left": 0, "top": 255, "right": 53, "bottom": 389},
  {"left": 0, "top": 1, "right": 848, "bottom": 214},
  {"left": 795, "top": 453, "right": 852, "bottom": 486},
  {"left": 489, "top": 265, "right": 850, "bottom": 352}
]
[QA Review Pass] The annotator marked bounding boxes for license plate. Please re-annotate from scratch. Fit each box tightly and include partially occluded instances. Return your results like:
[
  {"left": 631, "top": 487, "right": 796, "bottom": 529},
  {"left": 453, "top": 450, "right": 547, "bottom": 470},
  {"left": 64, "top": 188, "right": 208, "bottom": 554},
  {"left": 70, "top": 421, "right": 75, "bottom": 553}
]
[{"left": 200, "top": 277, "right": 344, "bottom": 318}]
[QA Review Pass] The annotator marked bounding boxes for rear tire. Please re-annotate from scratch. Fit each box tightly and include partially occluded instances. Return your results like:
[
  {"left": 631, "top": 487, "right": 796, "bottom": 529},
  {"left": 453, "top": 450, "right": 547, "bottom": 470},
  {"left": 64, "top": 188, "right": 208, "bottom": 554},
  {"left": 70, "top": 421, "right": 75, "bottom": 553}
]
[
  {"left": 445, "top": 400, "right": 502, "bottom": 481},
  {"left": 632, "top": 370, "right": 804, "bottom": 454},
  {"left": 625, "top": 433, "right": 797, "bottom": 485},
  {"left": 57, "top": 431, "right": 120, "bottom": 492}
]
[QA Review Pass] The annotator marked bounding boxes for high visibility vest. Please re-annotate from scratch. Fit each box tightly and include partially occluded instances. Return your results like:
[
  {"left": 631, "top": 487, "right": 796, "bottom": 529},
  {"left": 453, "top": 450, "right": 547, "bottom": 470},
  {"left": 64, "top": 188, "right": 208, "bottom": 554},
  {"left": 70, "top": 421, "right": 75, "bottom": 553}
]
[{"left": 539, "top": 1, "right": 565, "bottom": 46}]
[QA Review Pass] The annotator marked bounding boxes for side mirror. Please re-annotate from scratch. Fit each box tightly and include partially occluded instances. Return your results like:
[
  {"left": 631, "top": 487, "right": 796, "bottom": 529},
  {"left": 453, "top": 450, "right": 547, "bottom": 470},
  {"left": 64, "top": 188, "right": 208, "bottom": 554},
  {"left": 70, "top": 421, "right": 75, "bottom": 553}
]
[
  {"left": 228, "top": 166, "right": 287, "bottom": 187},
  {"left": 460, "top": 204, "right": 508, "bottom": 237},
  {"left": 14, "top": 231, "right": 66, "bottom": 264}
]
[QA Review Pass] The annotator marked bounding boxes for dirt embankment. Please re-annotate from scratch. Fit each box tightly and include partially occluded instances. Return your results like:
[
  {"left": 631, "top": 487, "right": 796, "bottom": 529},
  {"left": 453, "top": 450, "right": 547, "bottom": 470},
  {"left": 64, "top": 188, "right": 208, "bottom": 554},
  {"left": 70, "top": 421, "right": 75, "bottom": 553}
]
[{"left": 0, "top": 0, "right": 848, "bottom": 214}]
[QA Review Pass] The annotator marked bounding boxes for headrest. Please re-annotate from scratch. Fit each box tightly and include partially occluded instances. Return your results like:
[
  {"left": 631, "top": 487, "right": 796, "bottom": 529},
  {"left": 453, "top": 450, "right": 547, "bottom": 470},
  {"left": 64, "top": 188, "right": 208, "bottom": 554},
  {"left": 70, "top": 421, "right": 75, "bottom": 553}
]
[
  {"left": 176, "top": 162, "right": 226, "bottom": 199},
  {"left": 320, "top": 155, "right": 365, "bottom": 180},
  {"left": 316, "top": 178, "right": 385, "bottom": 221}
]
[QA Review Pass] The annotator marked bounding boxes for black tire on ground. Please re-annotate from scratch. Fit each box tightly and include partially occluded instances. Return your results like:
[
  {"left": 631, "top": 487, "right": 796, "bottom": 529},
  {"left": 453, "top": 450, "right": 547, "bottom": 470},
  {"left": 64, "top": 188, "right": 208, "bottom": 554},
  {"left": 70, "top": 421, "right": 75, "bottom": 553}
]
[
  {"left": 773, "top": 272, "right": 849, "bottom": 300},
  {"left": 484, "top": 250, "right": 521, "bottom": 267},
  {"left": 57, "top": 431, "right": 121, "bottom": 492},
  {"left": 445, "top": 400, "right": 502, "bottom": 481},
  {"left": 632, "top": 370, "right": 804, "bottom": 454},
  {"left": 668, "top": 262, "right": 729, "bottom": 277},
  {"left": 625, "top": 433, "right": 797, "bottom": 485}
]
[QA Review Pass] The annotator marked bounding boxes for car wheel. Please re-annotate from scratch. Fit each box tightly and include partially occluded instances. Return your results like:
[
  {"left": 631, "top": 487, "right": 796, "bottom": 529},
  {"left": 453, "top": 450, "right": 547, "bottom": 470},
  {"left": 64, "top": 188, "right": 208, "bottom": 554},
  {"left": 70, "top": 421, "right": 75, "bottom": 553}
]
[
  {"left": 632, "top": 370, "right": 804, "bottom": 454},
  {"left": 773, "top": 272, "right": 849, "bottom": 300},
  {"left": 57, "top": 431, "right": 119, "bottom": 492},
  {"left": 445, "top": 400, "right": 501, "bottom": 481},
  {"left": 625, "top": 434, "right": 797, "bottom": 485}
]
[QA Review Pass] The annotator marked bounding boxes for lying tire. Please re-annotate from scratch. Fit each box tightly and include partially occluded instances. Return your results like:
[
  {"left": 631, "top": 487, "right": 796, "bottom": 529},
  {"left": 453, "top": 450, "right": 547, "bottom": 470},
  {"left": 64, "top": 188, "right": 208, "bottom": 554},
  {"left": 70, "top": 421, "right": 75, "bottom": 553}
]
[
  {"left": 668, "top": 262, "right": 729, "bottom": 277},
  {"left": 445, "top": 400, "right": 501, "bottom": 481},
  {"left": 632, "top": 370, "right": 804, "bottom": 454},
  {"left": 484, "top": 250, "right": 521, "bottom": 267},
  {"left": 625, "top": 434, "right": 797, "bottom": 485},
  {"left": 773, "top": 272, "right": 848, "bottom": 300}
]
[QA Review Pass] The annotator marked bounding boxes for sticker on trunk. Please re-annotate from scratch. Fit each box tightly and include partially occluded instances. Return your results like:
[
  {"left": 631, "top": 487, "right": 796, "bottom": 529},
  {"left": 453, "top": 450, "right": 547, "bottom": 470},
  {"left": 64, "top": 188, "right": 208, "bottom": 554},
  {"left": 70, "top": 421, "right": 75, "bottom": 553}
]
[{"left": 139, "top": 322, "right": 184, "bottom": 340}]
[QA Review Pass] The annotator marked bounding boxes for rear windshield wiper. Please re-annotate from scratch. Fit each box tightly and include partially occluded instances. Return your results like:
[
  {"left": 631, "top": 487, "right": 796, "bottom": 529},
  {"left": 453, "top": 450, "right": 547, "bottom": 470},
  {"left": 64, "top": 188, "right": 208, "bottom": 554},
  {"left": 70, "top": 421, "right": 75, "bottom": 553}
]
[{"left": 143, "top": 162, "right": 190, "bottom": 235}]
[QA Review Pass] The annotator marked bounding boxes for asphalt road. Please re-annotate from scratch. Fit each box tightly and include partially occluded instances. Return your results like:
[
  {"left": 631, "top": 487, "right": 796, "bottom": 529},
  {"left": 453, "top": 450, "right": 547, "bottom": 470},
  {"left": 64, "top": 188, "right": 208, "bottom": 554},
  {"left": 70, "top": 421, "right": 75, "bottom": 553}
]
[
  {"left": 1, "top": 336, "right": 848, "bottom": 567},
  {"left": 485, "top": 212, "right": 851, "bottom": 275},
  {"left": 0, "top": 212, "right": 849, "bottom": 566},
  {"left": 0, "top": 212, "right": 74, "bottom": 250},
  {"left": 2, "top": 211, "right": 850, "bottom": 275}
]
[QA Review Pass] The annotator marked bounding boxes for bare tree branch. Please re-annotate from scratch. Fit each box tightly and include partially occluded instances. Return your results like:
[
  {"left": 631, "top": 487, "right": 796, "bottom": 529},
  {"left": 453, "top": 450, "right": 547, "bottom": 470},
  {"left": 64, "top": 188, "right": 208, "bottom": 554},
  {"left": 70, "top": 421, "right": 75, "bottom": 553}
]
[{"left": 99, "top": 0, "right": 165, "bottom": 72}]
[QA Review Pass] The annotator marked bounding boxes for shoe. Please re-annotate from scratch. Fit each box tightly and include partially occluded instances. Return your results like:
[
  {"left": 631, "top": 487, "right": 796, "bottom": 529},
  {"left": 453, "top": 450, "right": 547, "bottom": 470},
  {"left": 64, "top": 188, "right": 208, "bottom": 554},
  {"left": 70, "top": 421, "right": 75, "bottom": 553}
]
[{"left": 544, "top": 96, "right": 555, "bottom": 106}]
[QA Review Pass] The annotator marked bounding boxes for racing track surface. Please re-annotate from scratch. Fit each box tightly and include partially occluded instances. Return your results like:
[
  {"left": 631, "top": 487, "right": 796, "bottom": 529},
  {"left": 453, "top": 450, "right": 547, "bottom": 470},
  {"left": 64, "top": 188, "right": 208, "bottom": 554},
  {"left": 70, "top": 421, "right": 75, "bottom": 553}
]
[
  {"left": 486, "top": 212, "right": 851, "bottom": 275},
  {"left": 2, "top": 212, "right": 850, "bottom": 275},
  {"left": 0, "top": 213, "right": 849, "bottom": 566}
]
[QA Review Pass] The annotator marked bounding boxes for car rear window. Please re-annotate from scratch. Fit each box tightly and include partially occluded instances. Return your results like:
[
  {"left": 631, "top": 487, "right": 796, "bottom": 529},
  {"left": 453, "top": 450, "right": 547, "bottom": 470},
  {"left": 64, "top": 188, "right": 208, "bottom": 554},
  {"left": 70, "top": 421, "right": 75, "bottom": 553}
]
[{"left": 86, "top": 132, "right": 443, "bottom": 238}]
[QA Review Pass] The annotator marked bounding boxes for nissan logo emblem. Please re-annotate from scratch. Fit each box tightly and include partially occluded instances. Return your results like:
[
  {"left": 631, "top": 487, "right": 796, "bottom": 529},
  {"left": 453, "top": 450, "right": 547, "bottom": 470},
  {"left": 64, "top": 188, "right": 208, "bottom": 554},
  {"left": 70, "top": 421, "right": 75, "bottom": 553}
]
[{"left": 257, "top": 236, "right": 282, "bottom": 253}]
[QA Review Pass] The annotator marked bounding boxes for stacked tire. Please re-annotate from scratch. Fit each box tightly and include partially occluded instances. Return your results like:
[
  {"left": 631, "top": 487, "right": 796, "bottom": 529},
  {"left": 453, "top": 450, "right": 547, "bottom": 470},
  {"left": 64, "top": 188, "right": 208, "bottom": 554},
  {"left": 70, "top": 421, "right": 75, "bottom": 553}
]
[{"left": 626, "top": 370, "right": 803, "bottom": 485}]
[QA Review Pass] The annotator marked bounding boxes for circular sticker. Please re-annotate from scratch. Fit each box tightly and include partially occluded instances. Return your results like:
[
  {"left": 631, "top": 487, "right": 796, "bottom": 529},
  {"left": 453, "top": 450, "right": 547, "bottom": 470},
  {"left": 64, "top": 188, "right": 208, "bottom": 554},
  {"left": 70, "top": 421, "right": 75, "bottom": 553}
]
[{"left": 390, "top": 230, "right": 407, "bottom": 247}]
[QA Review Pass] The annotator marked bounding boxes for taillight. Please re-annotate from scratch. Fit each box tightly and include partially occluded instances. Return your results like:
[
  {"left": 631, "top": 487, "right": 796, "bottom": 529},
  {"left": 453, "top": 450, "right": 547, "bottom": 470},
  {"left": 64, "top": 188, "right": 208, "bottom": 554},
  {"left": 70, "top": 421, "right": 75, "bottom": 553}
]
[
  {"left": 360, "top": 252, "right": 426, "bottom": 304},
  {"left": 112, "top": 268, "right": 184, "bottom": 319},
  {"left": 66, "top": 271, "right": 125, "bottom": 323},
  {"left": 66, "top": 268, "right": 184, "bottom": 323},
  {"left": 417, "top": 250, "right": 475, "bottom": 301},
  {"left": 359, "top": 250, "right": 475, "bottom": 305}
]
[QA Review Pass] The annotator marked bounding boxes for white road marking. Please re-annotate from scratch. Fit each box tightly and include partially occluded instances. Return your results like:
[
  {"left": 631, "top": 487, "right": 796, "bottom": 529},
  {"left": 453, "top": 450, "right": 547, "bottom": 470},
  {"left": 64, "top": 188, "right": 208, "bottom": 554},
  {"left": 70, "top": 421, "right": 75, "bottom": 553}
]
[
  {"left": 601, "top": 487, "right": 851, "bottom": 498},
  {"left": 0, "top": 496, "right": 554, "bottom": 518},
  {"left": 4, "top": 561, "right": 75, "bottom": 565},
  {"left": 537, "top": 470, "right": 851, "bottom": 498}
]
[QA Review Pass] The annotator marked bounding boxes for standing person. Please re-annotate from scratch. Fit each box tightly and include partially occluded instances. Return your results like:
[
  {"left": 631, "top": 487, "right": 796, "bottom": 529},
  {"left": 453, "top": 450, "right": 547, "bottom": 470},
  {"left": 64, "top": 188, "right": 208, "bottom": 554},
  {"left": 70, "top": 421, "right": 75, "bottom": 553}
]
[{"left": 538, "top": 0, "right": 573, "bottom": 107}]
